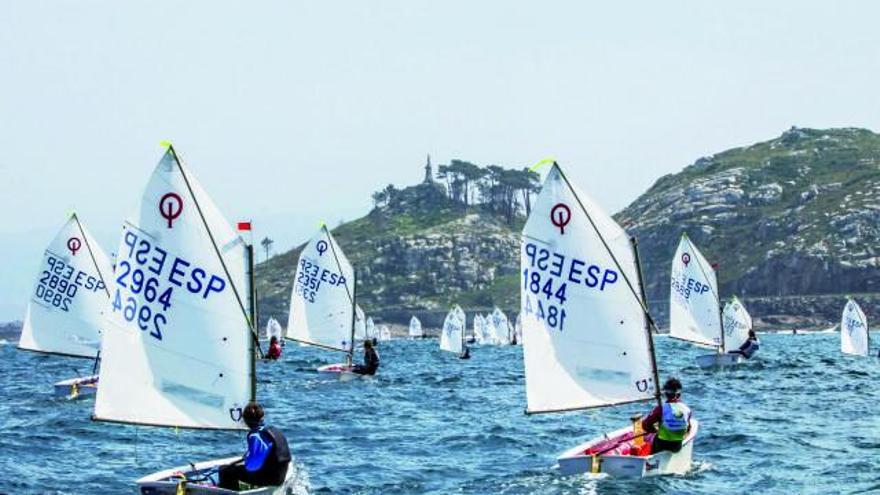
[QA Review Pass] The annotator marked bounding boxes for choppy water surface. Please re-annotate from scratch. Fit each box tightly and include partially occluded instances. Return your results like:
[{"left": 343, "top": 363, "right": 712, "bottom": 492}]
[{"left": 1, "top": 333, "right": 878, "bottom": 494}]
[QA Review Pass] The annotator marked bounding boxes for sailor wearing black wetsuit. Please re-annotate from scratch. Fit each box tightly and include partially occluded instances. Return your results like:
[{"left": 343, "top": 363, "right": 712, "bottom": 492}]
[
  {"left": 219, "top": 402, "right": 291, "bottom": 490},
  {"left": 352, "top": 339, "right": 380, "bottom": 375}
]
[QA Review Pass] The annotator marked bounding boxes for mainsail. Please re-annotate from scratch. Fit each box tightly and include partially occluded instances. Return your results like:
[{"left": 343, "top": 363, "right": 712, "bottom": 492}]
[
  {"left": 265, "top": 317, "right": 283, "bottom": 342},
  {"left": 521, "top": 163, "right": 657, "bottom": 413},
  {"left": 513, "top": 312, "right": 523, "bottom": 345},
  {"left": 669, "top": 234, "right": 722, "bottom": 348},
  {"left": 472, "top": 314, "right": 486, "bottom": 344},
  {"left": 285, "top": 226, "right": 355, "bottom": 354},
  {"left": 18, "top": 214, "right": 112, "bottom": 358},
  {"left": 721, "top": 296, "right": 752, "bottom": 353},
  {"left": 439, "top": 307, "right": 464, "bottom": 354},
  {"left": 365, "top": 317, "right": 376, "bottom": 340},
  {"left": 489, "top": 307, "right": 510, "bottom": 345},
  {"left": 94, "top": 146, "right": 254, "bottom": 429},
  {"left": 409, "top": 316, "right": 423, "bottom": 338},
  {"left": 354, "top": 305, "right": 366, "bottom": 340},
  {"left": 378, "top": 325, "right": 392, "bottom": 341},
  {"left": 841, "top": 299, "right": 869, "bottom": 356}
]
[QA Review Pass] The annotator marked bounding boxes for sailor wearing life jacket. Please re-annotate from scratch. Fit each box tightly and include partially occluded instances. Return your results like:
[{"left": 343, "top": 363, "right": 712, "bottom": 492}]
[
  {"left": 640, "top": 378, "right": 692, "bottom": 454},
  {"left": 219, "top": 402, "right": 292, "bottom": 489}
]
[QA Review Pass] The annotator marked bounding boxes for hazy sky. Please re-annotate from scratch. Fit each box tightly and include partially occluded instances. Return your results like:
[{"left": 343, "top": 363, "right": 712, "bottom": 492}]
[{"left": 2, "top": 1, "right": 879, "bottom": 321}]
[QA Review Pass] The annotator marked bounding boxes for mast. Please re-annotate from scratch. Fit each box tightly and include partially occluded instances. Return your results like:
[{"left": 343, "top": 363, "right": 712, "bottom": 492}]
[
  {"left": 247, "top": 243, "right": 257, "bottom": 403},
  {"left": 631, "top": 236, "right": 662, "bottom": 409},
  {"left": 348, "top": 271, "right": 357, "bottom": 367}
]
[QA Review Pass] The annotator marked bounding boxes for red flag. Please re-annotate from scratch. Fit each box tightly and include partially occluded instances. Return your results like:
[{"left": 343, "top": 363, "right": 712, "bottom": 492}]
[{"left": 237, "top": 221, "right": 252, "bottom": 231}]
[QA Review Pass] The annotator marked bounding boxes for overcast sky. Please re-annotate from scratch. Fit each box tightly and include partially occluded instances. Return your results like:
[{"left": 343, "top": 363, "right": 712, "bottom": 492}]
[{"left": 2, "top": 1, "right": 879, "bottom": 321}]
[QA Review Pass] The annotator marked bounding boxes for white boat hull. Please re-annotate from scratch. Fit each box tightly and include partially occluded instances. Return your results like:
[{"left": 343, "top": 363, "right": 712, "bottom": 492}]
[
  {"left": 557, "top": 419, "right": 698, "bottom": 478},
  {"left": 136, "top": 456, "right": 294, "bottom": 494},
  {"left": 54, "top": 374, "right": 98, "bottom": 399},
  {"left": 696, "top": 352, "right": 744, "bottom": 369},
  {"left": 316, "top": 363, "right": 362, "bottom": 382}
]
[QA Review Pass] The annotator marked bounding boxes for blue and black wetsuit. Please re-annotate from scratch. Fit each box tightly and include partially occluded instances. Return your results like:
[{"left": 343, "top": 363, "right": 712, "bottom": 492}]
[{"left": 219, "top": 424, "right": 291, "bottom": 489}]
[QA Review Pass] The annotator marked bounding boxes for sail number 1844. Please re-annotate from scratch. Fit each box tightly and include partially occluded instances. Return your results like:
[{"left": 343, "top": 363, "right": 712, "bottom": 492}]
[{"left": 523, "top": 268, "right": 567, "bottom": 331}]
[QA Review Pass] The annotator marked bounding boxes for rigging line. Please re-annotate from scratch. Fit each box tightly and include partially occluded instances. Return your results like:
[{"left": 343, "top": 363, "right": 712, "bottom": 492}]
[{"left": 168, "top": 146, "right": 264, "bottom": 359}]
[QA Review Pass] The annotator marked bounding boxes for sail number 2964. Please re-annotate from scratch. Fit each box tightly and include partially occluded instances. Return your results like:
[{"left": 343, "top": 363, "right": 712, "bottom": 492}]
[{"left": 523, "top": 268, "right": 567, "bottom": 331}]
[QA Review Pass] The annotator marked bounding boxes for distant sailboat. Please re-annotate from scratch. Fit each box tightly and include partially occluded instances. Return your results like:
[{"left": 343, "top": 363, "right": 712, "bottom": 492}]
[
  {"left": 721, "top": 296, "right": 752, "bottom": 353},
  {"left": 841, "top": 298, "right": 869, "bottom": 356},
  {"left": 522, "top": 163, "right": 697, "bottom": 478},
  {"left": 440, "top": 306, "right": 466, "bottom": 357},
  {"left": 285, "top": 225, "right": 359, "bottom": 380},
  {"left": 512, "top": 313, "right": 522, "bottom": 345},
  {"left": 408, "top": 316, "right": 423, "bottom": 339},
  {"left": 265, "top": 317, "right": 284, "bottom": 342},
  {"left": 18, "top": 213, "right": 112, "bottom": 399},
  {"left": 669, "top": 234, "right": 741, "bottom": 368},
  {"left": 471, "top": 314, "right": 486, "bottom": 344},
  {"left": 365, "top": 317, "right": 376, "bottom": 342},
  {"left": 92, "top": 145, "right": 292, "bottom": 492},
  {"left": 378, "top": 325, "right": 392, "bottom": 342},
  {"left": 354, "top": 305, "right": 366, "bottom": 341},
  {"left": 489, "top": 307, "right": 511, "bottom": 345}
]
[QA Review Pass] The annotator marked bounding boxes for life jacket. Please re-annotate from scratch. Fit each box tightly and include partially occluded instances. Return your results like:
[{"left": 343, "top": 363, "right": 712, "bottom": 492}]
[
  {"left": 741, "top": 339, "right": 759, "bottom": 358},
  {"left": 261, "top": 426, "right": 291, "bottom": 466},
  {"left": 657, "top": 402, "right": 690, "bottom": 442}
]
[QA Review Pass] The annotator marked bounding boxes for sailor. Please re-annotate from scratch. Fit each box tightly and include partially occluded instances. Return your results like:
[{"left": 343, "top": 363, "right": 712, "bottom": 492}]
[
  {"left": 641, "top": 378, "right": 692, "bottom": 454},
  {"left": 265, "top": 336, "right": 282, "bottom": 360},
  {"left": 218, "top": 402, "right": 291, "bottom": 489},
  {"left": 352, "top": 339, "right": 380, "bottom": 375},
  {"left": 459, "top": 346, "right": 471, "bottom": 360},
  {"left": 729, "top": 329, "right": 760, "bottom": 358}
]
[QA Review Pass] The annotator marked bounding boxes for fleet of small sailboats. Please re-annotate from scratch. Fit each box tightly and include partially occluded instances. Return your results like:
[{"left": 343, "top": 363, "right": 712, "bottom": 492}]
[
  {"left": 92, "top": 145, "right": 293, "bottom": 492},
  {"left": 18, "top": 213, "right": 112, "bottom": 398},
  {"left": 285, "top": 225, "right": 359, "bottom": 379},
  {"left": 521, "top": 162, "right": 697, "bottom": 478}
]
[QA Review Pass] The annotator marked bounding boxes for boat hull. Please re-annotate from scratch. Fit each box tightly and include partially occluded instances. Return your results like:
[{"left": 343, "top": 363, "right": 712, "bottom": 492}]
[
  {"left": 54, "top": 374, "right": 98, "bottom": 399},
  {"left": 696, "top": 353, "right": 744, "bottom": 369},
  {"left": 557, "top": 419, "right": 698, "bottom": 478},
  {"left": 316, "top": 363, "right": 362, "bottom": 381},
  {"left": 136, "top": 456, "right": 294, "bottom": 494}
]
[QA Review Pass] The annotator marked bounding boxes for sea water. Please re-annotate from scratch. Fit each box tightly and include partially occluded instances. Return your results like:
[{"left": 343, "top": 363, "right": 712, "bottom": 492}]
[{"left": 1, "top": 333, "right": 878, "bottom": 494}]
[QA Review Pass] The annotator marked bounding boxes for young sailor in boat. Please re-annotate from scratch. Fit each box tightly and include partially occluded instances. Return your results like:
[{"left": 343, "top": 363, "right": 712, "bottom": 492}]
[
  {"left": 728, "top": 329, "right": 760, "bottom": 358},
  {"left": 352, "top": 339, "right": 380, "bottom": 375},
  {"left": 266, "top": 336, "right": 282, "bottom": 361},
  {"left": 640, "top": 378, "right": 692, "bottom": 454},
  {"left": 459, "top": 346, "right": 471, "bottom": 360},
  {"left": 218, "top": 402, "right": 291, "bottom": 490}
]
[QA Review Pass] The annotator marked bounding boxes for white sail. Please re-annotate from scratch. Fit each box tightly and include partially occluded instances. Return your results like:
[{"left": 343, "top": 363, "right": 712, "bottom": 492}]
[
  {"left": 18, "top": 214, "right": 112, "bottom": 358},
  {"left": 265, "top": 317, "right": 283, "bottom": 342},
  {"left": 669, "top": 234, "right": 722, "bottom": 348},
  {"left": 521, "top": 164, "right": 655, "bottom": 413},
  {"left": 365, "top": 317, "right": 376, "bottom": 340},
  {"left": 489, "top": 307, "right": 510, "bottom": 345},
  {"left": 95, "top": 147, "right": 252, "bottom": 429},
  {"left": 841, "top": 299, "right": 869, "bottom": 356},
  {"left": 472, "top": 314, "right": 485, "bottom": 344},
  {"left": 721, "top": 296, "right": 752, "bottom": 353},
  {"left": 354, "top": 305, "right": 366, "bottom": 340},
  {"left": 378, "top": 325, "right": 392, "bottom": 341},
  {"left": 408, "top": 316, "right": 423, "bottom": 338},
  {"left": 439, "top": 308, "right": 464, "bottom": 354},
  {"left": 285, "top": 226, "right": 355, "bottom": 353}
]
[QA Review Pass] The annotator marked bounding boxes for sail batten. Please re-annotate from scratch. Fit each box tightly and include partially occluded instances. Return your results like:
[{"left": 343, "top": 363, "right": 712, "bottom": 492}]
[
  {"left": 18, "top": 214, "right": 112, "bottom": 359},
  {"left": 94, "top": 148, "right": 251, "bottom": 430},
  {"left": 521, "top": 164, "right": 656, "bottom": 413},
  {"left": 285, "top": 226, "right": 355, "bottom": 354}
]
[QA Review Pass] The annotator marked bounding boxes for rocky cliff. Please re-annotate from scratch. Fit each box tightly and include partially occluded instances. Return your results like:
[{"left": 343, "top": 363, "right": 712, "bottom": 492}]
[{"left": 618, "top": 127, "right": 880, "bottom": 326}]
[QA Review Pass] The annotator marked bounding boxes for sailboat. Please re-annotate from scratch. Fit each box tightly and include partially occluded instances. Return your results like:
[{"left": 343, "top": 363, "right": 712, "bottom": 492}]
[
  {"left": 18, "top": 213, "right": 112, "bottom": 399},
  {"left": 265, "top": 317, "right": 283, "bottom": 343},
  {"left": 285, "top": 225, "right": 359, "bottom": 380},
  {"left": 720, "top": 296, "right": 753, "bottom": 354},
  {"left": 354, "top": 305, "right": 366, "bottom": 341},
  {"left": 439, "top": 306, "right": 466, "bottom": 357},
  {"left": 470, "top": 314, "right": 485, "bottom": 344},
  {"left": 489, "top": 307, "right": 511, "bottom": 345},
  {"left": 522, "top": 163, "right": 697, "bottom": 478},
  {"left": 841, "top": 298, "right": 869, "bottom": 356},
  {"left": 377, "top": 325, "right": 392, "bottom": 341},
  {"left": 365, "top": 317, "right": 377, "bottom": 342},
  {"left": 512, "top": 313, "right": 522, "bottom": 345},
  {"left": 408, "top": 315, "right": 423, "bottom": 339},
  {"left": 93, "top": 145, "right": 293, "bottom": 493},
  {"left": 669, "top": 233, "right": 737, "bottom": 368}
]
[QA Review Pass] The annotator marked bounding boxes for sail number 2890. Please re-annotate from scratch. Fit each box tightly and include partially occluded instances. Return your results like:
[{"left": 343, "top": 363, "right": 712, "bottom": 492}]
[{"left": 523, "top": 268, "right": 567, "bottom": 331}]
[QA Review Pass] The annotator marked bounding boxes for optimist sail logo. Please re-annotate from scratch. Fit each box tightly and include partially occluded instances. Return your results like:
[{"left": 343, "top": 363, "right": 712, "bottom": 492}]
[
  {"left": 550, "top": 203, "right": 571, "bottom": 234},
  {"left": 681, "top": 252, "right": 691, "bottom": 266},
  {"left": 67, "top": 237, "right": 82, "bottom": 256},
  {"left": 159, "top": 193, "right": 183, "bottom": 228},
  {"left": 316, "top": 240, "right": 328, "bottom": 256}
]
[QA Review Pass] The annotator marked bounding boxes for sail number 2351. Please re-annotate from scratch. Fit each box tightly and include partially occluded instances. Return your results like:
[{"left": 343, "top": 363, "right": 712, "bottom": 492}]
[{"left": 523, "top": 268, "right": 567, "bottom": 331}]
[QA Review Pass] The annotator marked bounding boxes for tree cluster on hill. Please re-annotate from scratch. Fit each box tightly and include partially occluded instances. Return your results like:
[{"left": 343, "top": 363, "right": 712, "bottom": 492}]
[{"left": 370, "top": 159, "right": 541, "bottom": 224}]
